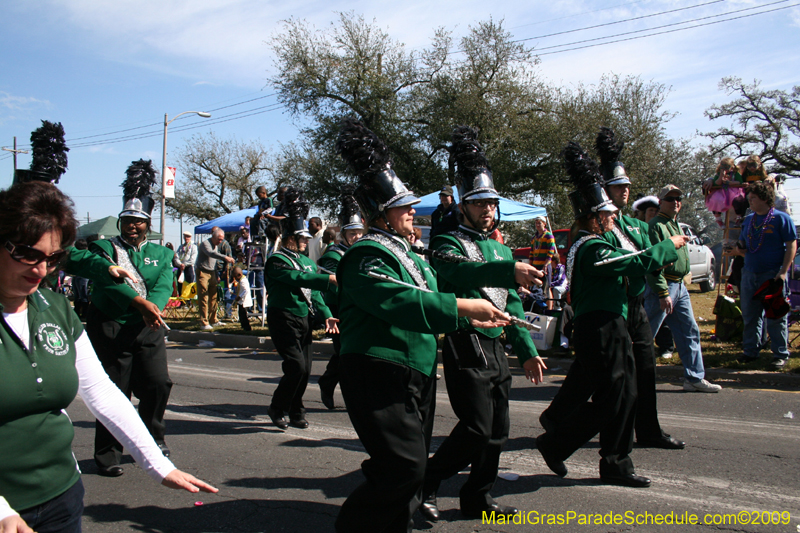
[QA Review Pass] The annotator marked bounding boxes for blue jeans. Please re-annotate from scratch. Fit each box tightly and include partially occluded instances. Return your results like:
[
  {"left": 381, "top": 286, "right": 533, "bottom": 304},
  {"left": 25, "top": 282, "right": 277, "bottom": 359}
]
[
  {"left": 19, "top": 478, "right": 84, "bottom": 533},
  {"left": 643, "top": 282, "right": 705, "bottom": 382},
  {"left": 740, "top": 268, "right": 789, "bottom": 360}
]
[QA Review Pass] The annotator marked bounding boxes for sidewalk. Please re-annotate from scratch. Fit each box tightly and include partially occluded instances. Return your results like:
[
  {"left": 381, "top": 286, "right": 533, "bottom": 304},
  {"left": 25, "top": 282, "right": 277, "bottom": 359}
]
[{"left": 167, "top": 329, "right": 800, "bottom": 389}]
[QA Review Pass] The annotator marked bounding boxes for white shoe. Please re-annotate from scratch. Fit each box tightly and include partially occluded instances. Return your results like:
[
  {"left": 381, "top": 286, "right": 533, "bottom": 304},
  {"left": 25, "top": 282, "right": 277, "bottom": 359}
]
[
  {"left": 201, "top": 324, "right": 213, "bottom": 331},
  {"left": 212, "top": 321, "right": 224, "bottom": 327},
  {"left": 683, "top": 379, "right": 721, "bottom": 393}
]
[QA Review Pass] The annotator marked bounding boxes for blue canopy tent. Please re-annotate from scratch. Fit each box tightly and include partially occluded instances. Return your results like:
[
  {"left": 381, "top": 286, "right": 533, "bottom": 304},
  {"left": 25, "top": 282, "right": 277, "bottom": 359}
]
[
  {"left": 194, "top": 207, "right": 258, "bottom": 234},
  {"left": 413, "top": 189, "right": 547, "bottom": 221}
]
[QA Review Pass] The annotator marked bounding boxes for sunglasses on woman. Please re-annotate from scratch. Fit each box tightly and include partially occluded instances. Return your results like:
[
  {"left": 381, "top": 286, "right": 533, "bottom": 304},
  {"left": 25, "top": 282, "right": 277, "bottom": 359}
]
[{"left": 4, "top": 241, "right": 67, "bottom": 267}]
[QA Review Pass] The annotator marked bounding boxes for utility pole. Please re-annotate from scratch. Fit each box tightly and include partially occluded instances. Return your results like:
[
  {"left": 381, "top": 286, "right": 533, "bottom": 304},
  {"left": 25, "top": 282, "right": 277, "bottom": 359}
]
[{"left": 2, "top": 137, "right": 29, "bottom": 170}]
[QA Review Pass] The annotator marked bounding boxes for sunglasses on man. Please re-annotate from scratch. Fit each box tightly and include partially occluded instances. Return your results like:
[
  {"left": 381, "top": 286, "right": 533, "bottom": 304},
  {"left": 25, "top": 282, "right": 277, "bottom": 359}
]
[
  {"left": 4, "top": 241, "right": 67, "bottom": 267},
  {"left": 662, "top": 196, "right": 683, "bottom": 203}
]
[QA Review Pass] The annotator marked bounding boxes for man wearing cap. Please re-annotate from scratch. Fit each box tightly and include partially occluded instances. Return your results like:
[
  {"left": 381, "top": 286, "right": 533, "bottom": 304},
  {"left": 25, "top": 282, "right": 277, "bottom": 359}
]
[
  {"left": 175, "top": 230, "right": 197, "bottom": 286},
  {"left": 430, "top": 185, "right": 458, "bottom": 239},
  {"left": 595, "top": 128, "right": 687, "bottom": 449},
  {"left": 196, "top": 227, "right": 235, "bottom": 330},
  {"left": 731, "top": 181, "right": 797, "bottom": 368},
  {"left": 529, "top": 216, "right": 557, "bottom": 270},
  {"left": 644, "top": 185, "right": 722, "bottom": 392}
]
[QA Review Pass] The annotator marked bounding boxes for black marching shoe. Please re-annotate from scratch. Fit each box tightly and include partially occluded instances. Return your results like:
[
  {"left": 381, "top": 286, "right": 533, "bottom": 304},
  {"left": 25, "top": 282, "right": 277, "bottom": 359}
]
[
  {"left": 637, "top": 434, "right": 685, "bottom": 450},
  {"left": 600, "top": 473, "right": 651, "bottom": 488},
  {"left": 419, "top": 492, "right": 440, "bottom": 522},
  {"left": 267, "top": 406, "right": 289, "bottom": 430},
  {"left": 289, "top": 414, "right": 309, "bottom": 429},
  {"left": 462, "top": 503, "right": 520, "bottom": 519},
  {"left": 320, "top": 388, "right": 335, "bottom": 410},
  {"left": 158, "top": 443, "right": 171, "bottom": 457},
  {"left": 536, "top": 435, "right": 567, "bottom": 477},
  {"left": 98, "top": 465, "right": 124, "bottom": 477}
]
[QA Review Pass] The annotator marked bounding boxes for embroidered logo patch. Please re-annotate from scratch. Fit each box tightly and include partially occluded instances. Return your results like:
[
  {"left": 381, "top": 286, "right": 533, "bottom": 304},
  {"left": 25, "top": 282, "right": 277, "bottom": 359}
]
[
  {"left": 493, "top": 249, "right": 503, "bottom": 261},
  {"left": 359, "top": 257, "right": 384, "bottom": 272},
  {"left": 37, "top": 323, "right": 69, "bottom": 356},
  {"left": 597, "top": 248, "right": 613, "bottom": 260}
]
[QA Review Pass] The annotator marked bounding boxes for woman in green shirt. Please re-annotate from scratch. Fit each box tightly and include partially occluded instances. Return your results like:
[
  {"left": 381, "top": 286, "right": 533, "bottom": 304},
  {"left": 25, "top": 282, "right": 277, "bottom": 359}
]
[{"left": 0, "top": 182, "right": 216, "bottom": 533}]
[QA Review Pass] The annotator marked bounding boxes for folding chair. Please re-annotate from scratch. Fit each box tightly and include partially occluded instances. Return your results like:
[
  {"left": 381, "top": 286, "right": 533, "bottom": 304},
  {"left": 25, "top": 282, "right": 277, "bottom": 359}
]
[{"left": 165, "top": 282, "right": 197, "bottom": 319}]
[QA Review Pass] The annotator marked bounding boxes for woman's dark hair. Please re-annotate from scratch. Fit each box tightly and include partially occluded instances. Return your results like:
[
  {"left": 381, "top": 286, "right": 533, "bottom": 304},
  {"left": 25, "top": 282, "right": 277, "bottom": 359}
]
[
  {"left": 75, "top": 238, "right": 88, "bottom": 250},
  {"left": 0, "top": 181, "right": 77, "bottom": 248},
  {"left": 569, "top": 214, "right": 599, "bottom": 242}
]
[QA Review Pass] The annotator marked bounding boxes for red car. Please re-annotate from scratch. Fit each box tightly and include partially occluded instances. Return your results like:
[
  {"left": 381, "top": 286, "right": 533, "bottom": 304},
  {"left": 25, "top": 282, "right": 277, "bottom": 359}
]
[{"left": 513, "top": 228, "right": 571, "bottom": 265}]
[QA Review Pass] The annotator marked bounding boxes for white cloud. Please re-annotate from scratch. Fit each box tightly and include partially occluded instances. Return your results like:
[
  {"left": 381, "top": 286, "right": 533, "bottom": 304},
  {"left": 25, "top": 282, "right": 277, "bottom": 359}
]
[{"left": 0, "top": 91, "right": 50, "bottom": 112}]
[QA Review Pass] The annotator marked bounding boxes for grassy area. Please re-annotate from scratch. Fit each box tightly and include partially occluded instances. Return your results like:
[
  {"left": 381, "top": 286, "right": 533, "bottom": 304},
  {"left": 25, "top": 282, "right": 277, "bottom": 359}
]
[
  {"left": 164, "top": 287, "right": 800, "bottom": 374},
  {"left": 660, "top": 284, "right": 800, "bottom": 374}
]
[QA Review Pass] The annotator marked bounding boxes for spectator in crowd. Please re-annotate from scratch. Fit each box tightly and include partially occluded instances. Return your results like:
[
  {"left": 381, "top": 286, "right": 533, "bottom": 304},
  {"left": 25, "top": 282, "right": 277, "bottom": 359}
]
[
  {"left": 732, "top": 181, "right": 797, "bottom": 368},
  {"left": 236, "top": 226, "right": 251, "bottom": 252},
  {"left": 430, "top": 185, "right": 458, "bottom": 239},
  {"left": 251, "top": 186, "right": 274, "bottom": 241},
  {"left": 529, "top": 216, "right": 557, "bottom": 270},
  {"left": 644, "top": 185, "right": 722, "bottom": 392},
  {"left": 175, "top": 231, "right": 197, "bottom": 287},
  {"left": 307, "top": 217, "right": 326, "bottom": 263},
  {"left": 232, "top": 266, "right": 253, "bottom": 332},
  {"left": 197, "top": 227, "right": 235, "bottom": 330}
]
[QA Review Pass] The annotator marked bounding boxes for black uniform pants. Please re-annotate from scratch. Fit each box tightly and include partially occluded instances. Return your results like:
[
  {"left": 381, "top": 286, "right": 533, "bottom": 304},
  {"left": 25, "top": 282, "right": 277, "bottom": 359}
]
[
  {"left": 424, "top": 333, "right": 511, "bottom": 510},
  {"left": 268, "top": 307, "right": 312, "bottom": 416},
  {"left": 539, "top": 311, "right": 637, "bottom": 477},
  {"left": 86, "top": 305, "right": 172, "bottom": 468},
  {"left": 336, "top": 354, "right": 437, "bottom": 533},
  {"left": 628, "top": 293, "right": 665, "bottom": 441}
]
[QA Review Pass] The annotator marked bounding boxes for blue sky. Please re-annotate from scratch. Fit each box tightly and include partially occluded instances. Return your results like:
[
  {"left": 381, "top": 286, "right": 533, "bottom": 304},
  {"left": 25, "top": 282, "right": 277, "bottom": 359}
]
[{"left": 1, "top": 0, "right": 799, "bottom": 245}]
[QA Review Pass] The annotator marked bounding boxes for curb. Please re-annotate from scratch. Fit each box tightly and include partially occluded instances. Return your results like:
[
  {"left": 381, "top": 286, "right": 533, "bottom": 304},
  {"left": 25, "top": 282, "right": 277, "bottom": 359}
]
[{"left": 166, "top": 330, "right": 800, "bottom": 389}]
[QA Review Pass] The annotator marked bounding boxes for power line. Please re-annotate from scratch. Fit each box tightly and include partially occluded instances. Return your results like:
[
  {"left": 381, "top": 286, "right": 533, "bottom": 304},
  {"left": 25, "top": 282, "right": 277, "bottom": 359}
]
[
  {"left": 508, "top": 0, "right": 651, "bottom": 30},
  {"left": 515, "top": 0, "right": 726, "bottom": 43},
  {"left": 535, "top": 1, "right": 798, "bottom": 56}
]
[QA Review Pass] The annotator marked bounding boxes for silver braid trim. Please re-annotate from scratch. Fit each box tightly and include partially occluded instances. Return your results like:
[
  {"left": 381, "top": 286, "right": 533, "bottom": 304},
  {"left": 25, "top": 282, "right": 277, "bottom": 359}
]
[
  {"left": 360, "top": 233, "right": 428, "bottom": 290},
  {"left": 566, "top": 234, "right": 601, "bottom": 288},
  {"left": 450, "top": 231, "right": 508, "bottom": 312},
  {"left": 109, "top": 237, "right": 148, "bottom": 299},
  {"left": 611, "top": 225, "right": 638, "bottom": 252}
]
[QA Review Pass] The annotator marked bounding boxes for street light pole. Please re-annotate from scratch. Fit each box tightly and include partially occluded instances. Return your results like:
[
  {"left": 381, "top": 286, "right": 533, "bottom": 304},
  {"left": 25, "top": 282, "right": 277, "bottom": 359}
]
[{"left": 160, "top": 110, "right": 211, "bottom": 244}]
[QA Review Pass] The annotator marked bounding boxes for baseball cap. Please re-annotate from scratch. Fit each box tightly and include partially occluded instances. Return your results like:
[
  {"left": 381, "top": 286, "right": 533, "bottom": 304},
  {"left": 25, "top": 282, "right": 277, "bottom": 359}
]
[
  {"left": 439, "top": 185, "right": 454, "bottom": 196},
  {"left": 182, "top": 231, "right": 192, "bottom": 237},
  {"left": 658, "top": 184, "right": 683, "bottom": 200}
]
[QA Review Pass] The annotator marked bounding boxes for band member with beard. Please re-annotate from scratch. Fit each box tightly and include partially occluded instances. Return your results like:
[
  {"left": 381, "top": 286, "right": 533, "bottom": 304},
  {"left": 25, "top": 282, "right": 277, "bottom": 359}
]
[
  {"left": 265, "top": 188, "right": 338, "bottom": 431},
  {"left": 595, "top": 127, "right": 688, "bottom": 450},
  {"left": 535, "top": 143, "right": 685, "bottom": 488},
  {"left": 317, "top": 187, "right": 364, "bottom": 410},
  {"left": 70, "top": 159, "right": 176, "bottom": 477},
  {"left": 334, "top": 119, "right": 510, "bottom": 533},
  {"left": 419, "top": 127, "right": 546, "bottom": 523}
]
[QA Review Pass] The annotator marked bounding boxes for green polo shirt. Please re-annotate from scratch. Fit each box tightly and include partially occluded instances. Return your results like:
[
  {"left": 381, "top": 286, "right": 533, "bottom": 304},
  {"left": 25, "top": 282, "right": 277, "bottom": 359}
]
[
  {"left": 0, "top": 290, "right": 83, "bottom": 511},
  {"left": 571, "top": 233, "right": 678, "bottom": 320},
  {"left": 431, "top": 226, "right": 540, "bottom": 366},
  {"left": 337, "top": 231, "right": 459, "bottom": 376},
  {"left": 266, "top": 248, "right": 332, "bottom": 319},
  {"left": 602, "top": 214, "right": 653, "bottom": 298},
  {"left": 646, "top": 213, "right": 690, "bottom": 298}
]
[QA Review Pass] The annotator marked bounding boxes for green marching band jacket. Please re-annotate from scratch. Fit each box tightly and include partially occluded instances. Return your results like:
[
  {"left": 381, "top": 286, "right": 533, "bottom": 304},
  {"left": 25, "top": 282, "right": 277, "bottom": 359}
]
[
  {"left": 266, "top": 248, "right": 332, "bottom": 319},
  {"left": 569, "top": 231, "right": 678, "bottom": 321},
  {"left": 65, "top": 240, "right": 175, "bottom": 325},
  {"left": 430, "top": 225, "right": 540, "bottom": 366},
  {"left": 647, "top": 213, "right": 690, "bottom": 298},
  {"left": 336, "top": 229, "right": 459, "bottom": 377},
  {"left": 602, "top": 213, "right": 654, "bottom": 298},
  {"left": 317, "top": 243, "right": 348, "bottom": 311}
]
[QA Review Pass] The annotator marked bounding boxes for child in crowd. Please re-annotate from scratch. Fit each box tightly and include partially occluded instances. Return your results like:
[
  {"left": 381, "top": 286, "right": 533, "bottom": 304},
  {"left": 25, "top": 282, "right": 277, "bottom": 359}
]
[
  {"left": 232, "top": 267, "right": 252, "bottom": 331},
  {"left": 250, "top": 186, "right": 273, "bottom": 240},
  {"left": 704, "top": 157, "right": 744, "bottom": 227}
]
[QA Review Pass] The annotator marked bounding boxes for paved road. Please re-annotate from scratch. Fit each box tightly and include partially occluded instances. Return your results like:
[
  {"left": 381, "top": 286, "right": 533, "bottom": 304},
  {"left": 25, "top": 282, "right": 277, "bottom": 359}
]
[{"left": 72, "top": 340, "right": 800, "bottom": 532}]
